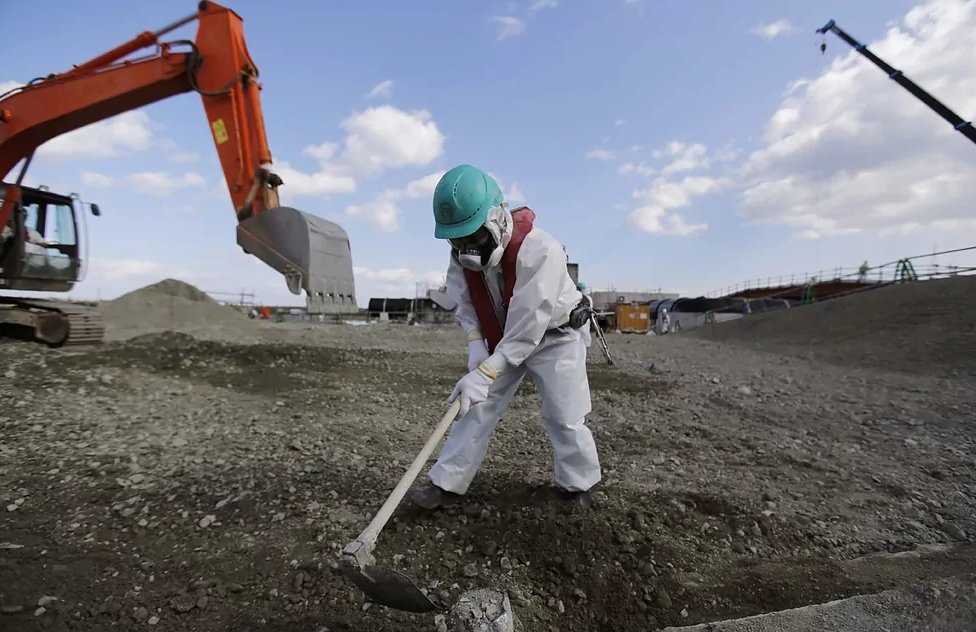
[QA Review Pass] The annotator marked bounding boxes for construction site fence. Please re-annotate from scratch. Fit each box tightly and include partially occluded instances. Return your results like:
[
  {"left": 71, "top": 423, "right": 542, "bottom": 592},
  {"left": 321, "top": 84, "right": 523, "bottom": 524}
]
[{"left": 705, "top": 245, "right": 976, "bottom": 299}]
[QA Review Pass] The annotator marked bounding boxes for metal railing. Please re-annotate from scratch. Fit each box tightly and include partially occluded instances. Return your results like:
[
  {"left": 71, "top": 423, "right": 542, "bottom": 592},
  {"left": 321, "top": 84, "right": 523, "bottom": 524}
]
[{"left": 706, "top": 245, "right": 976, "bottom": 298}]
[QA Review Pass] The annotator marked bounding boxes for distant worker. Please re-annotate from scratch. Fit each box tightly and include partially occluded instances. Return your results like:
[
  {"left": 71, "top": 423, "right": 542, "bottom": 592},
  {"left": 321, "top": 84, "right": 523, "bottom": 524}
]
[
  {"left": 577, "top": 281, "right": 593, "bottom": 308},
  {"left": 858, "top": 260, "right": 869, "bottom": 283},
  {"left": 409, "top": 164, "right": 601, "bottom": 509}
]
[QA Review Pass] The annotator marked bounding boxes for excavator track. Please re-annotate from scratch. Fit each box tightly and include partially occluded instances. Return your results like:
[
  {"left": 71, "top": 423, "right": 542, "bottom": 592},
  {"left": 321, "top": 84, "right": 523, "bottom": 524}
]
[{"left": 0, "top": 298, "right": 105, "bottom": 347}]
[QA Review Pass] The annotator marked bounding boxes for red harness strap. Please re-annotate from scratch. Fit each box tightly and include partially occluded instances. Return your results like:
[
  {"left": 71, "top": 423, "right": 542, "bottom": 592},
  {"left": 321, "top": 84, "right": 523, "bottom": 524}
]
[{"left": 462, "top": 207, "right": 536, "bottom": 354}]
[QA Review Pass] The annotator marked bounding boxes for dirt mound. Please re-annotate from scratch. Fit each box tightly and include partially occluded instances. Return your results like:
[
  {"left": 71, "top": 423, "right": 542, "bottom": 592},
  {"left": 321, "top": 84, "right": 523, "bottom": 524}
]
[
  {"left": 690, "top": 275, "right": 976, "bottom": 378},
  {"left": 98, "top": 278, "right": 263, "bottom": 342}
]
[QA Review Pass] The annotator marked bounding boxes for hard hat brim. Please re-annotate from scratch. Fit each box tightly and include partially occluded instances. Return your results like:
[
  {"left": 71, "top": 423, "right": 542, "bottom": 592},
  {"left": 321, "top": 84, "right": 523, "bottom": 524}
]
[{"left": 434, "top": 210, "right": 488, "bottom": 240}]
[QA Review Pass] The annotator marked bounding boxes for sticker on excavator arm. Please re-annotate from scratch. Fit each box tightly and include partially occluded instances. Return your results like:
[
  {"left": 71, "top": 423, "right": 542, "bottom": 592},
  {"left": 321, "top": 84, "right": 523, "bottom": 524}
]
[{"left": 211, "top": 119, "right": 228, "bottom": 144}]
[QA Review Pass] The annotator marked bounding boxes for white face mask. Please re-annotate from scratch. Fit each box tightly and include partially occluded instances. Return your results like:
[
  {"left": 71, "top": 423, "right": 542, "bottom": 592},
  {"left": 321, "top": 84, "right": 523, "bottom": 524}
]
[{"left": 452, "top": 205, "right": 512, "bottom": 272}]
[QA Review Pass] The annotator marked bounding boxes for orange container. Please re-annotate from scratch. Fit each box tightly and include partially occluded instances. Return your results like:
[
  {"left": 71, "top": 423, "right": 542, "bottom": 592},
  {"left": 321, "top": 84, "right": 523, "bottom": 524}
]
[{"left": 614, "top": 303, "right": 650, "bottom": 333}]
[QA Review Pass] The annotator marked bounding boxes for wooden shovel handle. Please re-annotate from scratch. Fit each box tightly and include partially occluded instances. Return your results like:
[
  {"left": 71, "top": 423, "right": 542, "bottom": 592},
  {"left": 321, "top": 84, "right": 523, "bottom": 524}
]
[{"left": 356, "top": 398, "right": 461, "bottom": 549}]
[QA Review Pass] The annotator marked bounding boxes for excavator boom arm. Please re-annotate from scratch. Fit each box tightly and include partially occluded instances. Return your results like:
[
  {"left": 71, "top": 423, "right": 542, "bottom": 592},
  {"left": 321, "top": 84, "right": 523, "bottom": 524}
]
[
  {"left": 0, "top": 1, "right": 356, "bottom": 314},
  {"left": 1, "top": 1, "right": 278, "bottom": 220},
  {"left": 817, "top": 19, "right": 976, "bottom": 147}
]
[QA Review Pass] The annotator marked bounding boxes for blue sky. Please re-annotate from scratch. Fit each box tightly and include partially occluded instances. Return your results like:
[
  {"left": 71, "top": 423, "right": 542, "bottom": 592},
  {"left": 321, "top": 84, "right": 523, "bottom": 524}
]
[{"left": 3, "top": 0, "right": 975, "bottom": 307}]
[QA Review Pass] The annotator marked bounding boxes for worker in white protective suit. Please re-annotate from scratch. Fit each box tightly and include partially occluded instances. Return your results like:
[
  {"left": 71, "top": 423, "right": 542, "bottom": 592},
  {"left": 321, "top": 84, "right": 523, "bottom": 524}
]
[{"left": 408, "top": 164, "right": 602, "bottom": 510}]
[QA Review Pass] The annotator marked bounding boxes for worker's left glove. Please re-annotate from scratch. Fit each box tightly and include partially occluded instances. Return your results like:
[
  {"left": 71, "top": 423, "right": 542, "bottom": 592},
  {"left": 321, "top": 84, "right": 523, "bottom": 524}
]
[{"left": 449, "top": 363, "right": 496, "bottom": 416}]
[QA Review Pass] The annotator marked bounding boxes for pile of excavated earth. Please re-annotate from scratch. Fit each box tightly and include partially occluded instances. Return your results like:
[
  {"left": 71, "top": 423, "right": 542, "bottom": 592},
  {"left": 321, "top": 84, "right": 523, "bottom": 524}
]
[
  {"left": 0, "top": 275, "right": 973, "bottom": 631},
  {"left": 98, "top": 278, "right": 263, "bottom": 343}
]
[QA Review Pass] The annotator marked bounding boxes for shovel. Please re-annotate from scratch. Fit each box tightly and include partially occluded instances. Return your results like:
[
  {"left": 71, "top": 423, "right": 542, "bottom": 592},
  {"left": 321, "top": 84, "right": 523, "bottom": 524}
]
[{"left": 339, "top": 399, "right": 461, "bottom": 612}]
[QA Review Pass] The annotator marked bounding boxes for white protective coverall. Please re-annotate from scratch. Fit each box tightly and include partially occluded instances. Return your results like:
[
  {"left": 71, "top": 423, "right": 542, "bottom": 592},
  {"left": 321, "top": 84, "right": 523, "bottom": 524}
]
[{"left": 427, "top": 212, "right": 602, "bottom": 495}]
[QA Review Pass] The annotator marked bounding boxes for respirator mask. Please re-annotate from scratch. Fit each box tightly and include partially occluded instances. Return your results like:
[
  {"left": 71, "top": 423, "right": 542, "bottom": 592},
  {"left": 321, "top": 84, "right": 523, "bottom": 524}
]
[{"left": 450, "top": 206, "right": 511, "bottom": 272}]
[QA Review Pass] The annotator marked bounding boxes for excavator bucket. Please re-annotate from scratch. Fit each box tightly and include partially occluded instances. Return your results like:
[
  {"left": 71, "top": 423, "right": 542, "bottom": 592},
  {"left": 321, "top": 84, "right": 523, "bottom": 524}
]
[{"left": 236, "top": 206, "right": 357, "bottom": 314}]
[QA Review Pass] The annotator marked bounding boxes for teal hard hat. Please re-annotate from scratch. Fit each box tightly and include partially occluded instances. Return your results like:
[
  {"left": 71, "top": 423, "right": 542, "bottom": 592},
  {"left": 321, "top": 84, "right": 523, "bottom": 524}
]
[
  {"left": 432, "top": 164, "right": 504, "bottom": 240},
  {"left": 576, "top": 282, "right": 586, "bottom": 290}
]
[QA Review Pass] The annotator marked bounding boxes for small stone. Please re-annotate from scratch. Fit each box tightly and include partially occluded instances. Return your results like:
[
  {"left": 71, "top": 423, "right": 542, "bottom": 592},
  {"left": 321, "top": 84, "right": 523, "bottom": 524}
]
[
  {"left": 198, "top": 515, "right": 215, "bottom": 528},
  {"left": 34, "top": 607, "right": 46, "bottom": 617},
  {"left": 171, "top": 596, "right": 194, "bottom": 613},
  {"left": 37, "top": 596, "right": 58, "bottom": 607},
  {"left": 1, "top": 605, "right": 24, "bottom": 614},
  {"left": 148, "top": 615, "right": 160, "bottom": 625},
  {"left": 656, "top": 587, "right": 672, "bottom": 609},
  {"left": 737, "top": 386, "right": 753, "bottom": 396},
  {"left": 630, "top": 510, "right": 646, "bottom": 530},
  {"left": 940, "top": 523, "right": 967, "bottom": 541},
  {"left": 499, "top": 557, "right": 513, "bottom": 571},
  {"left": 132, "top": 607, "right": 149, "bottom": 621},
  {"left": 462, "top": 563, "right": 478, "bottom": 578}
]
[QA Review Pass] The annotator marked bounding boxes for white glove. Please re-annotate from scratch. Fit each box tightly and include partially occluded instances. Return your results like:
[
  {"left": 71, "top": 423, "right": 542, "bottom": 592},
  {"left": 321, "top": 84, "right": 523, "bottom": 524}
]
[
  {"left": 449, "top": 366, "right": 495, "bottom": 416},
  {"left": 466, "top": 339, "right": 490, "bottom": 371}
]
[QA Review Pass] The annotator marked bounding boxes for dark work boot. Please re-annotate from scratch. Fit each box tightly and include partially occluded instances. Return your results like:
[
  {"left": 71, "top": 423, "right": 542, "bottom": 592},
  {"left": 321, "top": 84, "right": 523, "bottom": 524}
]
[
  {"left": 407, "top": 482, "right": 463, "bottom": 510},
  {"left": 558, "top": 486, "right": 596, "bottom": 510}
]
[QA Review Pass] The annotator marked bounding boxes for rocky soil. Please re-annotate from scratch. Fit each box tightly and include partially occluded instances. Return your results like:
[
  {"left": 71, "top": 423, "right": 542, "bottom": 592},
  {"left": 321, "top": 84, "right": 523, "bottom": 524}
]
[{"left": 1, "top": 278, "right": 974, "bottom": 631}]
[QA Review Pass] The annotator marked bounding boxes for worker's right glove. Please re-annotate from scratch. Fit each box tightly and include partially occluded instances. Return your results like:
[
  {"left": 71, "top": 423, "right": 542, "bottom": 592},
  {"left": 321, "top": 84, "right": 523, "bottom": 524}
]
[
  {"left": 449, "top": 363, "right": 496, "bottom": 416},
  {"left": 466, "top": 338, "right": 490, "bottom": 371}
]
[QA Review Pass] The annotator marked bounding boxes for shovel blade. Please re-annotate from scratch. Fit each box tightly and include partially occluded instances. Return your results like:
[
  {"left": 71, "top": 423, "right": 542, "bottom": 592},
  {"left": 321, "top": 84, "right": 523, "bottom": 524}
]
[
  {"left": 340, "top": 562, "right": 439, "bottom": 613},
  {"left": 236, "top": 206, "right": 357, "bottom": 314}
]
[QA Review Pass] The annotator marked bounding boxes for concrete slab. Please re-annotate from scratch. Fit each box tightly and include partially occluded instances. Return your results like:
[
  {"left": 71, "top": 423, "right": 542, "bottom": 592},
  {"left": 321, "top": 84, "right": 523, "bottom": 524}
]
[{"left": 660, "top": 573, "right": 976, "bottom": 632}]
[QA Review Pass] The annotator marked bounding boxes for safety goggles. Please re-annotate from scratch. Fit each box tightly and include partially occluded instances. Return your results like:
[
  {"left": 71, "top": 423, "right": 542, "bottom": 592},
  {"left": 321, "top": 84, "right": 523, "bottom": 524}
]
[{"left": 448, "top": 226, "right": 492, "bottom": 251}]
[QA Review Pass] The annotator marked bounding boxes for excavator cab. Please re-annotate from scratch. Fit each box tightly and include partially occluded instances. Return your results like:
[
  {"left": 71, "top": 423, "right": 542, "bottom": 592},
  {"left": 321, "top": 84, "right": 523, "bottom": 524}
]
[{"left": 0, "top": 184, "right": 96, "bottom": 293}]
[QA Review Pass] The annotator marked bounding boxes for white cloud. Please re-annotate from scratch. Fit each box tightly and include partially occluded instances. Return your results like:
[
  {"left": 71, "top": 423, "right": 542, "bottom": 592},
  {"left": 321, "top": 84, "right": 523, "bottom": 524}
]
[
  {"left": 737, "top": 0, "right": 976, "bottom": 239},
  {"left": 530, "top": 0, "right": 558, "bottom": 10},
  {"left": 344, "top": 171, "right": 445, "bottom": 233},
  {"left": 627, "top": 175, "right": 728, "bottom": 236},
  {"left": 354, "top": 267, "right": 413, "bottom": 284},
  {"left": 585, "top": 148, "right": 616, "bottom": 161},
  {"left": 504, "top": 181, "right": 525, "bottom": 204},
  {"left": 402, "top": 172, "right": 444, "bottom": 199},
  {"left": 0, "top": 80, "right": 24, "bottom": 95},
  {"left": 79, "top": 169, "right": 206, "bottom": 198},
  {"left": 340, "top": 106, "right": 445, "bottom": 175},
  {"left": 751, "top": 19, "right": 793, "bottom": 40},
  {"left": 660, "top": 141, "right": 709, "bottom": 175},
  {"left": 366, "top": 79, "right": 395, "bottom": 99},
  {"left": 169, "top": 150, "right": 200, "bottom": 164},
  {"left": 345, "top": 197, "right": 400, "bottom": 233},
  {"left": 86, "top": 257, "right": 191, "bottom": 282},
  {"left": 275, "top": 163, "right": 357, "bottom": 197},
  {"left": 615, "top": 119, "right": 627, "bottom": 127},
  {"left": 617, "top": 162, "right": 656, "bottom": 177},
  {"left": 35, "top": 111, "right": 154, "bottom": 160},
  {"left": 492, "top": 16, "right": 526, "bottom": 40},
  {"left": 275, "top": 105, "right": 446, "bottom": 201},
  {"left": 126, "top": 171, "right": 206, "bottom": 197},
  {"left": 81, "top": 171, "right": 116, "bottom": 188},
  {"left": 353, "top": 266, "right": 447, "bottom": 294}
]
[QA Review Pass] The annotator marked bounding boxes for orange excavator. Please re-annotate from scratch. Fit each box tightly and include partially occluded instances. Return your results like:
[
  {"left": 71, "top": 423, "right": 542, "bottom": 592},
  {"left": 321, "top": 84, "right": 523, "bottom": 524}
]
[{"left": 0, "top": 1, "right": 357, "bottom": 346}]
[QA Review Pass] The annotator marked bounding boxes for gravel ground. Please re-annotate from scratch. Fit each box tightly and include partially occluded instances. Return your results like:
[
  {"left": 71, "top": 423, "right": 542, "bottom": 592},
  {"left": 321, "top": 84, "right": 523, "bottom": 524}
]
[{"left": 0, "top": 278, "right": 974, "bottom": 631}]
